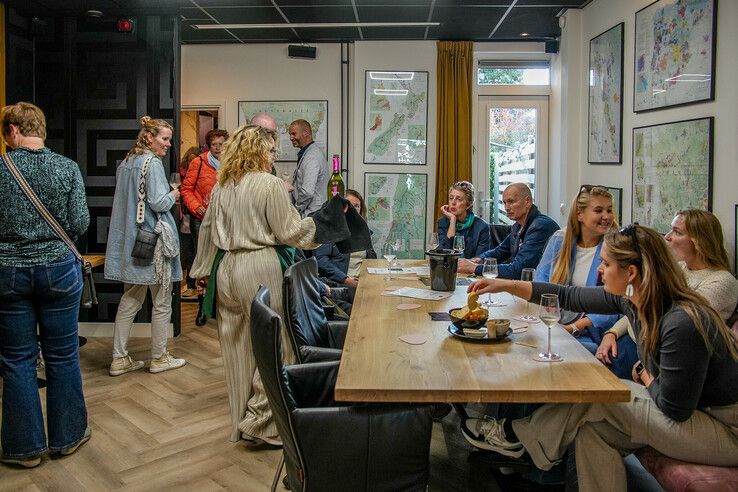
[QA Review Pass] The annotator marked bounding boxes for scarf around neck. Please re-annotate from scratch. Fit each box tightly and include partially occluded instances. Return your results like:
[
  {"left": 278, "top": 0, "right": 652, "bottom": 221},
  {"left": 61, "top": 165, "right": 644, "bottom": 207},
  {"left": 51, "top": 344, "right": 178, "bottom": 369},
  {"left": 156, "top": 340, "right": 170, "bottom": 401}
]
[
  {"left": 207, "top": 151, "right": 220, "bottom": 170},
  {"left": 455, "top": 212, "right": 475, "bottom": 232}
]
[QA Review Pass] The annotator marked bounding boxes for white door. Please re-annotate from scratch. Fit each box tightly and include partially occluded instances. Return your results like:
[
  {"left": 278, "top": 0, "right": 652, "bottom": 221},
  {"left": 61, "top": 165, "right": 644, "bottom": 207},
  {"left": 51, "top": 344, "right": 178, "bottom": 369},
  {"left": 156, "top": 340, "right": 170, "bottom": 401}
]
[{"left": 474, "top": 96, "right": 549, "bottom": 224}]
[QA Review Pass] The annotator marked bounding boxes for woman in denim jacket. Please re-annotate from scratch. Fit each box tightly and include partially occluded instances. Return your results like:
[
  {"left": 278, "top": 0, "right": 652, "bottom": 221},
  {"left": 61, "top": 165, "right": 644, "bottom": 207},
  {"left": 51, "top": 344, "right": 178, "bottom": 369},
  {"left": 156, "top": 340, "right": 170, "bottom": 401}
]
[
  {"left": 535, "top": 185, "right": 637, "bottom": 379},
  {"left": 105, "top": 116, "right": 184, "bottom": 377}
]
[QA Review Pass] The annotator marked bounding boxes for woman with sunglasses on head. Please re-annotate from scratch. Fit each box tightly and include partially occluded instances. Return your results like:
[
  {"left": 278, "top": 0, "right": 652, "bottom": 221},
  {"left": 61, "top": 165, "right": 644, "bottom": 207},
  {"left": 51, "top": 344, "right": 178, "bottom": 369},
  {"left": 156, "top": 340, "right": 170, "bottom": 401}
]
[
  {"left": 535, "top": 185, "right": 637, "bottom": 378},
  {"left": 462, "top": 224, "right": 738, "bottom": 491},
  {"left": 437, "top": 181, "right": 489, "bottom": 258},
  {"left": 596, "top": 209, "right": 738, "bottom": 368}
]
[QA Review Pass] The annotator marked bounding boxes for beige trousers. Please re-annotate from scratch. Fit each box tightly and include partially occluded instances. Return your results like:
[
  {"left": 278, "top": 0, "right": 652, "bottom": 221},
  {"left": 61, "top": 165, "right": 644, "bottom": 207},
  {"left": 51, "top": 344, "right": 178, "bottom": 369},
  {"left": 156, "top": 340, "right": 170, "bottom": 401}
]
[
  {"left": 513, "top": 380, "right": 738, "bottom": 492},
  {"left": 216, "top": 248, "right": 295, "bottom": 442},
  {"left": 113, "top": 282, "right": 172, "bottom": 359}
]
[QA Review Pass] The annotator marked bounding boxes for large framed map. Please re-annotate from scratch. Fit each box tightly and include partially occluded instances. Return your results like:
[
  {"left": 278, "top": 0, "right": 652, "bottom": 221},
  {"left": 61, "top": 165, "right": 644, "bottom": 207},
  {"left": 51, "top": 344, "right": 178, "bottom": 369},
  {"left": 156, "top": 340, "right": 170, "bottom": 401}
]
[
  {"left": 634, "top": 0, "right": 716, "bottom": 112},
  {"left": 238, "top": 100, "right": 327, "bottom": 162},
  {"left": 588, "top": 23, "right": 624, "bottom": 164},
  {"left": 363, "top": 71, "right": 428, "bottom": 165},
  {"left": 364, "top": 173, "right": 427, "bottom": 259},
  {"left": 632, "top": 117, "right": 713, "bottom": 233}
]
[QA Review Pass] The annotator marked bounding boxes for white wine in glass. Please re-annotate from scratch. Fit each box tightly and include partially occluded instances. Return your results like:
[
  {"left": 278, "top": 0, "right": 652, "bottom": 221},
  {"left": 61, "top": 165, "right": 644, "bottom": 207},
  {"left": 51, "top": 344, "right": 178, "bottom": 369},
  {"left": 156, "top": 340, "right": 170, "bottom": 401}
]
[
  {"left": 481, "top": 258, "right": 498, "bottom": 307},
  {"left": 453, "top": 235, "right": 465, "bottom": 254},
  {"left": 534, "top": 293, "right": 563, "bottom": 362},
  {"left": 381, "top": 242, "right": 397, "bottom": 281},
  {"left": 169, "top": 172, "right": 181, "bottom": 190}
]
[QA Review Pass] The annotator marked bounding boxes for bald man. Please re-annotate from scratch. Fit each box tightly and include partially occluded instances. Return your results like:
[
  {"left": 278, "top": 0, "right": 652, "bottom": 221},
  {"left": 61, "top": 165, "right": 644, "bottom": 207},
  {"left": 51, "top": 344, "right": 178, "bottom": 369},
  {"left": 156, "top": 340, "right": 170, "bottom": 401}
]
[
  {"left": 457, "top": 182, "right": 559, "bottom": 278},
  {"left": 249, "top": 113, "right": 277, "bottom": 132},
  {"left": 288, "top": 119, "right": 328, "bottom": 217}
]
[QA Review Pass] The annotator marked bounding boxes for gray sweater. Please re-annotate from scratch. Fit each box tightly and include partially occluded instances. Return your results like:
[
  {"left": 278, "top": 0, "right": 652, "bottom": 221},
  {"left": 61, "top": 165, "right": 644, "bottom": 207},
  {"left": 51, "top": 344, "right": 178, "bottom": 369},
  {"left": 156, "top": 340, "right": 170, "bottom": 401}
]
[{"left": 531, "top": 282, "right": 738, "bottom": 422}]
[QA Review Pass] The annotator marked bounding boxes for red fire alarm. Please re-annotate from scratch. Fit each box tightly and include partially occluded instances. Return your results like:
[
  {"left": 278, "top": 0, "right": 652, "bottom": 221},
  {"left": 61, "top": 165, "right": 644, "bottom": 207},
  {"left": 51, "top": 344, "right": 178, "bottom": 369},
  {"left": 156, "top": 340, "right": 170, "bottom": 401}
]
[{"left": 116, "top": 18, "right": 135, "bottom": 33}]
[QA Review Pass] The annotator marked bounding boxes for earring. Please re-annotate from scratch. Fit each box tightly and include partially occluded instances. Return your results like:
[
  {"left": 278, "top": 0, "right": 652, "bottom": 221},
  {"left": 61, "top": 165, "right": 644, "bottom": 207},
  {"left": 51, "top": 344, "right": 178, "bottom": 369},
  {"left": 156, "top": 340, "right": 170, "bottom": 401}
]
[{"left": 625, "top": 283, "right": 634, "bottom": 298}]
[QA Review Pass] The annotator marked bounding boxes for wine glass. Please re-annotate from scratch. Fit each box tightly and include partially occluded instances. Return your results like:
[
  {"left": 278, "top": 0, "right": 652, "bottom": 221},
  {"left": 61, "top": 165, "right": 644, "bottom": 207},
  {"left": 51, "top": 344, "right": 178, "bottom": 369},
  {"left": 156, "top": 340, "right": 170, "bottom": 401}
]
[
  {"left": 169, "top": 172, "right": 181, "bottom": 190},
  {"left": 381, "top": 242, "right": 397, "bottom": 281},
  {"left": 453, "top": 235, "right": 465, "bottom": 254},
  {"left": 534, "top": 293, "right": 563, "bottom": 362},
  {"left": 517, "top": 268, "right": 539, "bottom": 323},
  {"left": 480, "top": 258, "right": 499, "bottom": 307},
  {"left": 427, "top": 231, "right": 439, "bottom": 251}
]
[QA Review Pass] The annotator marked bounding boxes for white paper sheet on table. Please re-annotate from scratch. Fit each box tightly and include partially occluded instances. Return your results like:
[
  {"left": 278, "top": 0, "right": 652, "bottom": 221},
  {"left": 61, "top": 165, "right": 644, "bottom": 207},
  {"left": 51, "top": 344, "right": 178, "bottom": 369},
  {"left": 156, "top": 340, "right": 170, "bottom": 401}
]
[
  {"left": 383, "top": 287, "right": 453, "bottom": 301},
  {"left": 367, "top": 266, "right": 430, "bottom": 275}
]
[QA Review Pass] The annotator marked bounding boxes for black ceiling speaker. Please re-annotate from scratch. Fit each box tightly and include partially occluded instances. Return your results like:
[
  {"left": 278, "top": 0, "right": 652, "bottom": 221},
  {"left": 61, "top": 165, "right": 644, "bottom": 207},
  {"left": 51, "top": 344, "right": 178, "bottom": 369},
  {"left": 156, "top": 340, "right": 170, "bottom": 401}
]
[
  {"left": 288, "top": 45, "right": 317, "bottom": 59},
  {"left": 545, "top": 40, "right": 559, "bottom": 54}
]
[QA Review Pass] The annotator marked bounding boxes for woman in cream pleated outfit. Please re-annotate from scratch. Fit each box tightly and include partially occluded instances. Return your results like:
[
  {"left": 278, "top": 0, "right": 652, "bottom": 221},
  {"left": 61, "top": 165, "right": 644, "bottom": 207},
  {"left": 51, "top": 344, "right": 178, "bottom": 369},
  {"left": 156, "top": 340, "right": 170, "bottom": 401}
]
[{"left": 190, "top": 125, "right": 319, "bottom": 445}]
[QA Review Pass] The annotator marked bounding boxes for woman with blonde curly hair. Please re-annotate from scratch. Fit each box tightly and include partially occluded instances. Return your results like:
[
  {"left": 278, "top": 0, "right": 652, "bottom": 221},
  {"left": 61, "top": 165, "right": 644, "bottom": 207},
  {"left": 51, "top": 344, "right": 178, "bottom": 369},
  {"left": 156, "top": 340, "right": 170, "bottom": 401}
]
[
  {"left": 105, "top": 116, "right": 185, "bottom": 377},
  {"left": 190, "top": 125, "right": 364, "bottom": 445}
]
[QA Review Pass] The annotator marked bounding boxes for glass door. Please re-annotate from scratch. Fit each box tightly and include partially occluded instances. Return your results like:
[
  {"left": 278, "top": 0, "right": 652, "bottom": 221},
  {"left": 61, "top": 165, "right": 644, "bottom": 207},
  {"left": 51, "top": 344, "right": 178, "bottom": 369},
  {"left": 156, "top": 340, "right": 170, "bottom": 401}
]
[{"left": 475, "top": 97, "right": 548, "bottom": 224}]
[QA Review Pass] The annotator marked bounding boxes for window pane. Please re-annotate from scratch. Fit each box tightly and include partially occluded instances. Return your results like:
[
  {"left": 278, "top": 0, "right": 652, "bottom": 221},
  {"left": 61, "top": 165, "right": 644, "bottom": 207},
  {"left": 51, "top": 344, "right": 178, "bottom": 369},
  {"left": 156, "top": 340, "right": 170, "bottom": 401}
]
[
  {"left": 478, "top": 68, "right": 550, "bottom": 85},
  {"left": 489, "top": 107, "right": 537, "bottom": 224}
]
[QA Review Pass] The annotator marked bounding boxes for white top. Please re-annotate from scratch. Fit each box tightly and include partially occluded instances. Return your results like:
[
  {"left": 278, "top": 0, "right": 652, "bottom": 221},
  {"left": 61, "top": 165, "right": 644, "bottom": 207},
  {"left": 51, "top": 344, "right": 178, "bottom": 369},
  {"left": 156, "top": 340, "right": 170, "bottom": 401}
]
[
  {"left": 571, "top": 245, "right": 598, "bottom": 287},
  {"left": 609, "top": 261, "right": 738, "bottom": 340}
]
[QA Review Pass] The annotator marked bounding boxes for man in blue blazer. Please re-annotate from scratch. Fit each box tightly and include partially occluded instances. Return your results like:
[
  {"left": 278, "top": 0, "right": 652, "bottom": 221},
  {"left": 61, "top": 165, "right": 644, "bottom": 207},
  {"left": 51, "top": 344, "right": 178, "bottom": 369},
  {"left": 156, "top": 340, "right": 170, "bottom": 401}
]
[{"left": 457, "top": 183, "right": 559, "bottom": 279}]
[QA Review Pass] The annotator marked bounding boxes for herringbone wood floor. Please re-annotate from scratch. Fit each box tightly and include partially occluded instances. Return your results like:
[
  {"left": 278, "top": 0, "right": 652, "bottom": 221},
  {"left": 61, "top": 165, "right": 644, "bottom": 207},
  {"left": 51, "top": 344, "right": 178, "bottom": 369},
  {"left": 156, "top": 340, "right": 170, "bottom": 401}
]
[{"left": 0, "top": 303, "right": 503, "bottom": 491}]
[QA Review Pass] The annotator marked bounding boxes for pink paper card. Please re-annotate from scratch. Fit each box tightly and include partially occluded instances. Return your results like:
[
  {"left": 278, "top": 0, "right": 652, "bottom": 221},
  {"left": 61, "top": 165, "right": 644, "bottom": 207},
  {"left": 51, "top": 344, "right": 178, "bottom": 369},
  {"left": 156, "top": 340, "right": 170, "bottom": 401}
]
[
  {"left": 396, "top": 303, "right": 422, "bottom": 310},
  {"left": 399, "top": 334, "right": 427, "bottom": 345}
]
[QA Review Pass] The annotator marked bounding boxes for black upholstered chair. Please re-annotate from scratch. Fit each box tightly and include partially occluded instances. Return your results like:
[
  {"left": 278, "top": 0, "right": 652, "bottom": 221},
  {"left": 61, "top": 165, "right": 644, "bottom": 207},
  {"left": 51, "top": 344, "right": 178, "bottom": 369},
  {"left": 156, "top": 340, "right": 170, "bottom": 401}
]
[
  {"left": 250, "top": 287, "right": 434, "bottom": 492},
  {"left": 489, "top": 223, "right": 512, "bottom": 250},
  {"left": 283, "top": 258, "right": 348, "bottom": 363}
]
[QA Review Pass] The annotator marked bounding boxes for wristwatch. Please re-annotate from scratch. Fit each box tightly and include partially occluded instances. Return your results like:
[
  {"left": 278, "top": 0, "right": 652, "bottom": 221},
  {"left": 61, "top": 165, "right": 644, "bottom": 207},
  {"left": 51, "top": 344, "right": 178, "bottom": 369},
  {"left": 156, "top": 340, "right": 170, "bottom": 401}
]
[{"left": 568, "top": 324, "right": 580, "bottom": 336}]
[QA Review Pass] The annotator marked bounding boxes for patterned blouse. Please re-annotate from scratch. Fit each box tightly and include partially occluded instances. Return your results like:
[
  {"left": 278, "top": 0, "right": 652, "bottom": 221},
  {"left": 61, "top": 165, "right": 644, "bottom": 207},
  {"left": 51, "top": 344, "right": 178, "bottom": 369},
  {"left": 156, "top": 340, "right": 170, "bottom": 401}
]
[{"left": 0, "top": 147, "right": 89, "bottom": 267}]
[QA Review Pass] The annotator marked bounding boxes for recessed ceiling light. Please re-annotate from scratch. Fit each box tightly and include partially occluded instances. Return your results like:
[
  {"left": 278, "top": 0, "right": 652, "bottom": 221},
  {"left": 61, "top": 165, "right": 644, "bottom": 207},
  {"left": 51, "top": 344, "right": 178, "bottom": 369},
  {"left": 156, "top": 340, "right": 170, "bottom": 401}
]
[
  {"left": 86, "top": 10, "right": 103, "bottom": 18},
  {"left": 520, "top": 32, "right": 530, "bottom": 37}
]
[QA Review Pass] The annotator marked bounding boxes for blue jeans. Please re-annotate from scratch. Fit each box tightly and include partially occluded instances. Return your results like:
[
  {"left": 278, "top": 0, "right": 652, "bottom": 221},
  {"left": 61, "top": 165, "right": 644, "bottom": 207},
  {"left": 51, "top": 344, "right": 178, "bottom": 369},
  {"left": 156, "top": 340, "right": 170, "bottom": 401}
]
[{"left": 0, "top": 252, "right": 87, "bottom": 457}]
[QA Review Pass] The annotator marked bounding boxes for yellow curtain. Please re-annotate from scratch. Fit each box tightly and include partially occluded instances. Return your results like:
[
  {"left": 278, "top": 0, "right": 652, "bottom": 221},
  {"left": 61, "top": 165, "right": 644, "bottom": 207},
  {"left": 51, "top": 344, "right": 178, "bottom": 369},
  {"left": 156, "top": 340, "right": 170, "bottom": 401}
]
[
  {"left": 0, "top": 4, "right": 5, "bottom": 153},
  {"left": 435, "top": 40, "right": 473, "bottom": 220}
]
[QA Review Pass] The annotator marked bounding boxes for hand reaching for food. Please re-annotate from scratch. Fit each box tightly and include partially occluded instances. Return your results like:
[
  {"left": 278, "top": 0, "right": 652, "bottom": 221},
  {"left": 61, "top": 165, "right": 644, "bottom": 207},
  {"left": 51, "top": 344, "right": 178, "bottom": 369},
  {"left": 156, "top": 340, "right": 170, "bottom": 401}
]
[{"left": 452, "top": 291, "right": 487, "bottom": 320}]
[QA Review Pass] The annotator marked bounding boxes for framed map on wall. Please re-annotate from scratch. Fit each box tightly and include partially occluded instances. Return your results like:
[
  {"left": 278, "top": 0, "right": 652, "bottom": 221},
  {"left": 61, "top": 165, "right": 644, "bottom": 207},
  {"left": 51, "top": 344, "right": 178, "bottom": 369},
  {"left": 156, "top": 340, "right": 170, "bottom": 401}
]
[
  {"left": 364, "top": 173, "right": 427, "bottom": 259},
  {"left": 364, "top": 71, "right": 428, "bottom": 165},
  {"left": 606, "top": 186, "right": 623, "bottom": 223},
  {"left": 588, "top": 23, "right": 624, "bottom": 164},
  {"left": 634, "top": 0, "right": 716, "bottom": 112},
  {"left": 238, "top": 100, "right": 328, "bottom": 162},
  {"left": 632, "top": 117, "right": 713, "bottom": 233}
]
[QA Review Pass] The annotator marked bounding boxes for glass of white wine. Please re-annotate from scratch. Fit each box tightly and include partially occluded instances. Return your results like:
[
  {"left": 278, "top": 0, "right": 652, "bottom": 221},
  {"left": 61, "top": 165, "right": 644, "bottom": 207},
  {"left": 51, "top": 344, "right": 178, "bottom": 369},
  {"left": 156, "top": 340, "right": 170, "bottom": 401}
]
[
  {"left": 169, "top": 172, "right": 181, "bottom": 190},
  {"left": 381, "top": 242, "right": 397, "bottom": 281},
  {"left": 453, "top": 235, "right": 465, "bottom": 254},
  {"left": 534, "top": 293, "right": 563, "bottom": 362},
  {"left": 517, "top": 267, "right": 539, "bottom": 323},
  {"left": 481, "top": 258, "right": 498, "bottom": 307}
]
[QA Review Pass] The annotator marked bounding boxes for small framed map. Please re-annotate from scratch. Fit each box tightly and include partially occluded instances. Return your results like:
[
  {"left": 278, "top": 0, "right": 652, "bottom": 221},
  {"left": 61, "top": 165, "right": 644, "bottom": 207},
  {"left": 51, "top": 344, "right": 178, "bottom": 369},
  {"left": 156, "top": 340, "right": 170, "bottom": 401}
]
[
  {"left": 363, "top": 71, "right": 428, "bottom": 165},
  {"left": 605, "top": 187, "right": 623, "bottom": 223},
  {"left": 588, "top": 23, "right": 624, "bottom": 164},
  {"left": 238, "top": 100, "right": 328, "bottom": 162},
  {"left": 632, "top": 117, "right": 713, "bottom": 233},
  {"left": 634, "top": 0, "right": 716, "bottom": 112},
  {"left": 364, "top": 173, "right": 427, "bottom": 259}
]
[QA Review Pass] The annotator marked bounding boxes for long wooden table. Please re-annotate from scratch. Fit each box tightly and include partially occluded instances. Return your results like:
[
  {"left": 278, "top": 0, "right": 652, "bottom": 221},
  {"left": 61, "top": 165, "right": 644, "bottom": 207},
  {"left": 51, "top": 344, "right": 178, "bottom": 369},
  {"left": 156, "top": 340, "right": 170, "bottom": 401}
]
[{"left": 335, "top": 260, "right": 630, "bottom": 404}]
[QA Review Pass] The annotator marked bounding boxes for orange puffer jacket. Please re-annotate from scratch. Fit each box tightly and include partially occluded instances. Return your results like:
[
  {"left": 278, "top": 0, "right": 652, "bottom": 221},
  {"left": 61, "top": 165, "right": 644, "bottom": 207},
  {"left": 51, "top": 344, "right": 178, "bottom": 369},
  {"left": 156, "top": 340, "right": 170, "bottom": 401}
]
[{"left": 181, "top": 152, "right": 218, "bottom": 220}]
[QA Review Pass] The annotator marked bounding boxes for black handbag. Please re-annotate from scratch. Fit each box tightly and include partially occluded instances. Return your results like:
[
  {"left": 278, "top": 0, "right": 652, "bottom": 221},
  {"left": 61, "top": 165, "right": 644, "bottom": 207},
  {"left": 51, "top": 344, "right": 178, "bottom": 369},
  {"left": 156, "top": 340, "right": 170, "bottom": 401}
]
[
  {"left": 131, "top": 155, "right": 160, "bottom": 264},
  {"left": 1, "top": 152, "right": 98, "bottom": 308}
]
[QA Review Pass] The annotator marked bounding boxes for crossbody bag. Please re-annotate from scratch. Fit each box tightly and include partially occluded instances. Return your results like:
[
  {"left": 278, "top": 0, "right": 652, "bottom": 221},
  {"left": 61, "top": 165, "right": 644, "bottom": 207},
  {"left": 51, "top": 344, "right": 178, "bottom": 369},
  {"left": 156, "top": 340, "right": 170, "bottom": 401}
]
[
  {"left": 1, "top": 152, "right": 98, "bottom": 308},
  {"left": 130, "top": 155, "right": 160, "bottom": 264}
]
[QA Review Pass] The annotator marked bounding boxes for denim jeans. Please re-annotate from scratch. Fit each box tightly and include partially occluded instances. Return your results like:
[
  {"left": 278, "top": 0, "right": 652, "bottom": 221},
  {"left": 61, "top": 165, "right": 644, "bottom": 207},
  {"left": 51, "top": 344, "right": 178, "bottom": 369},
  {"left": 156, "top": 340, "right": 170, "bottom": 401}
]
[{"left": 0, "top": 252, "right": 87, "bottom": 457}]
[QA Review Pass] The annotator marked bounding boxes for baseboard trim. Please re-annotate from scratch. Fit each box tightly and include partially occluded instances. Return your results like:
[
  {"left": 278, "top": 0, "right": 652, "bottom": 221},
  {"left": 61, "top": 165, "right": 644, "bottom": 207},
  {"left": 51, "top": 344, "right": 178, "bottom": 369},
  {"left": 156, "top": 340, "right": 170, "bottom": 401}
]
[{"left": 78, "top": 322, "right": 174, "bottom": 338}]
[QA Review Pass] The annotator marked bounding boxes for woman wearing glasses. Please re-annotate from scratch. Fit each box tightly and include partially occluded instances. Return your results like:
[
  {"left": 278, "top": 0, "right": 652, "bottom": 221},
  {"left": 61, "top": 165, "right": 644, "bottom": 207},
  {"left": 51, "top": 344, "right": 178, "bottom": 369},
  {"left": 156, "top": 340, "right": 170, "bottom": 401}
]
[
  {"left": 596, "top": 209, "right": 738, "bottom": 367},
  {"left": 437, "top": 181, "right": 489, "bottom": 258},
  {"left": 535, "top": 185, "right": 637, "bottom": 378},
  {"left": 462, "top": 224, "right": 738, "bottom": 490}
]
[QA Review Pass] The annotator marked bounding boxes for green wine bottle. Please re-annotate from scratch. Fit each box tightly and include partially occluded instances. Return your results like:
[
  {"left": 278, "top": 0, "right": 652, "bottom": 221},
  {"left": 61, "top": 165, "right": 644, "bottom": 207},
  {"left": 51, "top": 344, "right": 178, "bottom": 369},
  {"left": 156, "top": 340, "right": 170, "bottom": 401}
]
[{"left": 327, "top": 154, "right": 345, "bottom": 199}]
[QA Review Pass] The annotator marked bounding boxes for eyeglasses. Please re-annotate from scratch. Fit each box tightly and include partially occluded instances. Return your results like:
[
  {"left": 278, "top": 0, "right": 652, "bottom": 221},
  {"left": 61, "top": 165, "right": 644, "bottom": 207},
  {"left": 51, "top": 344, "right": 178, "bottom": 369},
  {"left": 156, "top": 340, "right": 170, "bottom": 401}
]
[
  {"left": 619, "top": 223, "right": 642, "bottom": 266},
  {"left": 577, "top": 184, "right": 607, "bottom": 196}
]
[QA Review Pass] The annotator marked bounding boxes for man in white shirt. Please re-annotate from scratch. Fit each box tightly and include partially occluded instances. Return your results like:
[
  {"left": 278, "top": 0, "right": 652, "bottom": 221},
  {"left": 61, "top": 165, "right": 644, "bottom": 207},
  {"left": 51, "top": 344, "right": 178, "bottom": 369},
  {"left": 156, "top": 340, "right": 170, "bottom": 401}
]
[{"left": 288, "top": 119, "right": 328, "bottom": 217}]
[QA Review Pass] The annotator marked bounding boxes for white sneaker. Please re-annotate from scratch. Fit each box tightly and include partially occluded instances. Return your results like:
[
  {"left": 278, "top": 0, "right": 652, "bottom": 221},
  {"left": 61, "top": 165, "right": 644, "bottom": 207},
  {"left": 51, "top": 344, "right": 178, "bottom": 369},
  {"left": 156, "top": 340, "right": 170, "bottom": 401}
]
[
  {"left": 109, "top": 355, "right": 145, "bottom": 376},
  {"left": 462, "top": 418, "right": 525, "bottom": 457},
  {"left": 149, "top": 353, "right": 186, "bottom": 373}
]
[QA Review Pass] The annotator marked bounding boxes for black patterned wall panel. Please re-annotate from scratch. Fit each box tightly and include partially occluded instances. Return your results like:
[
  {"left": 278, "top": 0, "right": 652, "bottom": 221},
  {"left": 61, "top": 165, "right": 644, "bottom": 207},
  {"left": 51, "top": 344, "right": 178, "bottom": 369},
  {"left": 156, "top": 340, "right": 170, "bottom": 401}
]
[{"left": 7, "top": 12, "right": 180, "bottom": 329}]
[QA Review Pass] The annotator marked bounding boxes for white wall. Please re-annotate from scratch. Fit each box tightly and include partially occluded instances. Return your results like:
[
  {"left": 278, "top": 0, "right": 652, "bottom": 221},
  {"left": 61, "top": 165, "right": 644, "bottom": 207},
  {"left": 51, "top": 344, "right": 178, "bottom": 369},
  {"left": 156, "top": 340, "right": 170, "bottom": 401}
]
[
  {"left": 349, "top": 41, "right": 437, "bottom": 237},
  {"left": 180, "top": 43, "right": 344, "bottom": 174},
  {"left": 562, "top": 0, "right": 738, "bottom": 265}
]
